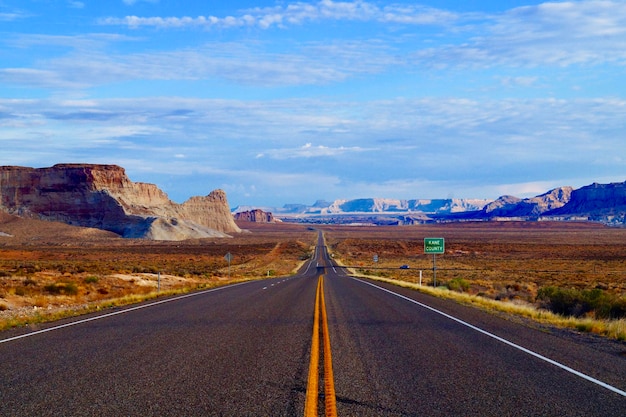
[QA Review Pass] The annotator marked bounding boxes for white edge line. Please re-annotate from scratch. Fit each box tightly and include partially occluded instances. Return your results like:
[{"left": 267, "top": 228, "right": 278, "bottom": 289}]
[
  {"left": 0, "top": 281, "right": 251, "bottom": 345},
  {"left": 352, "top": 277, "right": 626, "bottom": 398}
]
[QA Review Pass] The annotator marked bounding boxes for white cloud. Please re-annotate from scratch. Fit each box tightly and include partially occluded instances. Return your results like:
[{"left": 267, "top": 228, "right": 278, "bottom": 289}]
[
  {"left": 94, "top": 1, "right": 626, "bottom": 74},
  {"left": 0, "top": 37, "right": 395, "bottom": 91},
  {"left": 0, "top": 68, "right": 90, "bottom": 89},
  {"left": 101, "top": 0, "right": 458, "bottom": 29},
  {"left": 8, "top": 2, "right": 626, "bottom": 95},
  {"left": 3, "top": 95, "right": 624, "bottom": 153},
  {"left": 3, "top": 33, "right": 138, "bottom": 50},
  {"left": 0, "top": 13, "right": 18, "bottom": 21},
  {"left": 493, "top": 181, "right": 569, "bottom": 198},
  {"left": 0, "top": 8, "right": 30, "bottom": 21},
  {"left": 260, "top": 142, "right": 370, "bottom": 159},
  {"left": 414, "top": 1, "right": 626, "bottom": 69},
  {"left": 499, "top": 76, "right": 538, "bottom": 87},
  {"left": 122, "top": 0, "right": 158, "bottom": 5},
  {"left": 1, "top": 94, "right": 624, "bottom": 204}
]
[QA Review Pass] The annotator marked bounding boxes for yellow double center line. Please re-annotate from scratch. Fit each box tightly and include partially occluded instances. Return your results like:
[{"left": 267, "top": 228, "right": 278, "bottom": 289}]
[{"left": 304, "top": 275, "right": 337, "bottom": 417}]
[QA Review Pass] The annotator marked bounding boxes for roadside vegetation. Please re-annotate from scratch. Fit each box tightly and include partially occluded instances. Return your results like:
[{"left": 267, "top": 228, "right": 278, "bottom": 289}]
[
  {"left": 323, "top": 222, "right": 626, "bottom": 341},
  {"left": 0, "top": 224, "right": 316, "bottom": 331},
  {"left": 2, "top": 220, "right": 626, "bottom": 342},
  {"left": 352, "top": 275, "right": 626, "bottom": 341}
]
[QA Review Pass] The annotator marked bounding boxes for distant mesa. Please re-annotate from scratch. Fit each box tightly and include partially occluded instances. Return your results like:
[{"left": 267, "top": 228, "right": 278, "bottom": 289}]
[
  {"left": 2, "top": 164, "right": 624, "bottom": 238},
  {"left": 240, "top": 182, "right": 626, "bottom": 226},
  {"left": 548, "top": 182, "right": 626, "bottom": 218},
  {"left": 0, "top": 163, "right": 241, "bottom": 240},
  {"left": 233, "top": 209, "right": 277, "bottom": 223},
  {"left": 232, "top": 198, "right": 490, "bottom": 218},
  {"left": 470, "top": 183, "right": 626, "bottom": 224},
  {"left": 480, "top": 187, "right": 573, "bottom": 218}
]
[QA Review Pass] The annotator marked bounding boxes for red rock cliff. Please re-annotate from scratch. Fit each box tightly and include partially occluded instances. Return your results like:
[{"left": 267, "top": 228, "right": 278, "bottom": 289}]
[
  {"left": 233, "top": 209, "right": 275, "bottom": 223},
  {"left": 180, "top": 190, "right": 242, "bottom": 233},
  {"left": 0, "top": 164, "right": 241, "bottom": 239}
]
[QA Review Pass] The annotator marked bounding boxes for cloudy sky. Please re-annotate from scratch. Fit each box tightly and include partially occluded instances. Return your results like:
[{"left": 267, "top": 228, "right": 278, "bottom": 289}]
[{"left": 1, "top": 1, "right": 625, "bottom": 208}]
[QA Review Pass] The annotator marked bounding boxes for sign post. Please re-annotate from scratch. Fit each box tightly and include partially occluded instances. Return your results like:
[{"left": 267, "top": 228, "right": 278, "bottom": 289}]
[
  {"left": 424, "top": 238, "right": 445, "bottom": 287},
  {"left": 224, "top": 252, "right": 233, "bottom": 279}
]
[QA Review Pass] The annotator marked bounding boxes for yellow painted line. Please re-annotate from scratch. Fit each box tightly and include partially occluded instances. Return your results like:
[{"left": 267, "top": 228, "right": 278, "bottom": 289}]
[
  {"left": 304, "top": 275, "right": 338, "bottom": 417},
  {"left": 304, "top": 277, "right": 322, "bottom": 417},
  {"left": 320, "top": 276, "right": 338, "bottom": 417}
]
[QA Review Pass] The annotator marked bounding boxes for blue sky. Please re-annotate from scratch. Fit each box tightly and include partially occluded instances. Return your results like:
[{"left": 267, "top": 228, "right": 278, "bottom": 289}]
[{"left": 1, "top": 0, "right": 625, "bottom": 208}]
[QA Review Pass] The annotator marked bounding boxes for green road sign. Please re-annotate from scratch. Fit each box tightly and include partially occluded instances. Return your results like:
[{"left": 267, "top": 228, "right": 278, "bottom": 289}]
[{"left": 424, "top": 238, "right": 445, "bottom": 254}]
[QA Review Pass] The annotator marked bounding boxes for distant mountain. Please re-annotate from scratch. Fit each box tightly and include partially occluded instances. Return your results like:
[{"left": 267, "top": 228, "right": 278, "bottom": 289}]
[
  {"left": 546, "top": 182, "right": 626, "bottom": 219},
  {"left": 233, "top": 198, "right": 491, "bottom": 217},
  {"left": 322, "top": 198, "right": 491, "bottom": 214},
  {"left": 6, "top": 164, "right": 623, "bottom": 236},
  {"left": 467, "top": 182, "right": 626, "bottom": 225},
  {"left": 481, "top": 187, "right": 573, "bottom": 218},
  {"left": 235, "top": 181, "right": 626, "bottom": 226},
  {"left": 233, "top": 209, "right": 276, "bottom": 223}
]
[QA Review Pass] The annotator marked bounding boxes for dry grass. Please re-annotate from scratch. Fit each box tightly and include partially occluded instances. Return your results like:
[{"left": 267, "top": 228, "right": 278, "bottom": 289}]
[
  {"left": 2, "top": 216, "right": 626, "bottom": 341},
  {"left": 323, "top": 222, "right": 626, "bottom": 340},
  {"left": 323, "top": 222, "right": 626, "bottom": 297},
  {"left": 0, "top": 219, "right": 316, "bottom": 331},
  {"left": 352, "top": 274, "right": 626, "bottom": 340},
  {"left": 0, "top": 279, "right": 257, "bottom": 332}
]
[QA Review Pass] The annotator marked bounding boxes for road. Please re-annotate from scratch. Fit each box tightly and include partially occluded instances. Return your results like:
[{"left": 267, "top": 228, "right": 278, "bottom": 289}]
[{"left": 1, "top": 233, "right": 625, "bottom": 416}]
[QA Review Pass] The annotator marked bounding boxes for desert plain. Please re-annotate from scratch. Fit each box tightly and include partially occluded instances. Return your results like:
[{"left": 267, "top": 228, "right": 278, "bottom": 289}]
[{"left": 1, "top": 212, "right": 625, "bottom": 339}]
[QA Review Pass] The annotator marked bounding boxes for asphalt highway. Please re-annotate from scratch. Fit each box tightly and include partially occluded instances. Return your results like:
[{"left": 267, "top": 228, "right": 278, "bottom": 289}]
[{"left": 1, "top": 233, "right": 625, "bottom": 416}]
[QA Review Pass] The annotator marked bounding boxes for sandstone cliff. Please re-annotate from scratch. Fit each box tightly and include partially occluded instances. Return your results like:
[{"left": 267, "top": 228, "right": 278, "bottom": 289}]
[
  {"left": 0, "top": 164, "right": 241, "bottom": 240},
  {"left": 482, "top": 187, "right": 573, "bottom": 218},
  {"left": 547, "top": 182, "right": 626, "bottom": 217},
  {"left": 233, "top": 209, "right": 275, "bottom": 223}
]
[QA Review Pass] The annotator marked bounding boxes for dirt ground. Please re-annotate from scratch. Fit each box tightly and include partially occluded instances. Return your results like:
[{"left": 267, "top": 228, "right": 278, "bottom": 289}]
[
  {"left": 322, "top": 221, "right": 626, "bottom": 303},
  {"left": 1, "top": 212, "right": 625, "bottom": 326},
  {"left": 0, "top": 215, "right": 316, "bottom": 321}
]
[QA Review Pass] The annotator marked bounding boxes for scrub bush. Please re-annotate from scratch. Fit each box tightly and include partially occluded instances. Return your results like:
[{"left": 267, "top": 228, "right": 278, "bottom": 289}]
[
  {"left": 537, "top": 286, "right": 626, "bottom": 319},
  {"left": 447, "top": 277, "right": 470, "bottom": 292},
  {"left": 44, "top": 282, "right": 79, "bottom": 296},
  {"left": 84, "top": 276, "right": 99, "bottom": 284}
]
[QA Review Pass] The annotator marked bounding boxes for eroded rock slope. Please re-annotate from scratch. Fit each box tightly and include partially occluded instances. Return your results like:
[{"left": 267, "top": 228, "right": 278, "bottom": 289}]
[{"left": 0, "top": 164, "right": 241, "bottom": 240}]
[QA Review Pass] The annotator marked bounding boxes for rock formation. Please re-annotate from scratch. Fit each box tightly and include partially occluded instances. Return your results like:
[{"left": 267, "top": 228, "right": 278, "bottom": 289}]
[
  {"left": 271, "top": 181, "right": 625, "bottom": 226},
  {"left": 321, "top": 198, "right": 490, "bottom": 214},
  {"left": 482, "top": 187, "right": 573, "bottom": 218},
  {"left": 0, "top": 164, "right": 241, "bottom": 240},
  {"left": 464, "top": 183, "right": 625, "bottom": 225},
  {"left": 233, "top": 209, "right": 275, "bottom": 223},
  {"left": 234, "top": 198, "right": 490, "bottom": 217},
  {"left": 547, "top": 182, "right": 626, "bottom": 217}
]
